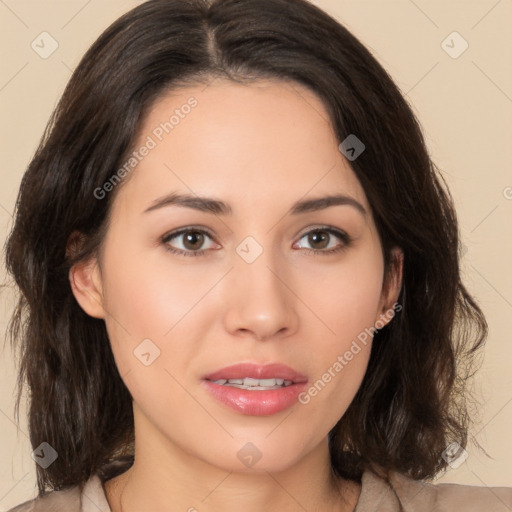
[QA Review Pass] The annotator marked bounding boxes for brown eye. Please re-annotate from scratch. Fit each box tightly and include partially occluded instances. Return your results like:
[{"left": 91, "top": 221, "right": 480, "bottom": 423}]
[
  {"left": 181, "top": 231, "right": 205, "bottom": 250},
  {"left": 307, "top": 230, "right": 330, "bottom": 250},
  {"left": 162, "top": 228, "right": 218, "bottom": 257},
  {"left": 294, "top": 227, "right": 351, "bottom": 255}
]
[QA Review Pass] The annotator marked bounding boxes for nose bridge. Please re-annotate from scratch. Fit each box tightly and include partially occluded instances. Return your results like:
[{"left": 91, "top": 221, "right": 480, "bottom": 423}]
[
  {"left": 224, "top": 233, "right": 297, "bottom": 340},
  {"left": 235, "top": 233, "right": 287, "bottom": 303}
]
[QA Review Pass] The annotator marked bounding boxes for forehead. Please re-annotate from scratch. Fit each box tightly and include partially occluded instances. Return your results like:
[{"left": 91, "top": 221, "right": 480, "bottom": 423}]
[{"left": 113, "top": 78, "right": 370, "bottom": 217}]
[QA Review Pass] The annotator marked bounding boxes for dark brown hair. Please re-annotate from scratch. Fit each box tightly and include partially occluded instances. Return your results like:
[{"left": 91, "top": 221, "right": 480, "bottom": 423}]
[{"left": 4, "top": 0, "right": 487, "bottom": 495}]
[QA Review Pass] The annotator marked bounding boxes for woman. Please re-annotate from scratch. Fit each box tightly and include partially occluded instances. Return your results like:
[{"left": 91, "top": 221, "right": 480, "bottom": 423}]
[{"left": 4, "top": 0, "right": 511, "bottom": 510}]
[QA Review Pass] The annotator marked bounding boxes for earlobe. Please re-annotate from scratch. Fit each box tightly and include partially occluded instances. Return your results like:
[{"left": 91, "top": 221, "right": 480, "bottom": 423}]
[
  {"left": 69, "top": 257, "right": 106, "bottom": 319},
  {"left": 376, "top": 247, "right": 404, "bottom": 327},
  {"left": 66, "top": 230, "right": 106, "bottom": 319},
  {"left": 69, "top": 259, "right": 105, "bottom": 319}
]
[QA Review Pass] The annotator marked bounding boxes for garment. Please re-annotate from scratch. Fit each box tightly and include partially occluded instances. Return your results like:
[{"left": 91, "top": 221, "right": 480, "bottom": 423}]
[{"left": 8, "top": 467, "right": 512, "bottom": 512}]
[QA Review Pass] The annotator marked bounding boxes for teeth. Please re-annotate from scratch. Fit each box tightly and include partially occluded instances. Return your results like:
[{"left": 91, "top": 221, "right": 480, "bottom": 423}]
[{"left": 212, "top": 377, "right": 294, "bottom": 389}]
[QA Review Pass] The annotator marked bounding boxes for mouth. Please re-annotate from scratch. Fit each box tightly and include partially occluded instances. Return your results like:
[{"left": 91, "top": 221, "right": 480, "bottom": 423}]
[
  {"left": 203, "top": 362, "right": 308, "bottom": 382},
  {"left": 208, "top": 377, "right": 295, "bottom": 390},
  {"left": 202, "top": 362, "right": 308, "bottom": 416}
]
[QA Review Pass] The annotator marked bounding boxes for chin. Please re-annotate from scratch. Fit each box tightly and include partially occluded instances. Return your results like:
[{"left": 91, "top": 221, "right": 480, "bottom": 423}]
[{"left": 195, "top": 435, "right": 314, "bottom": 475}]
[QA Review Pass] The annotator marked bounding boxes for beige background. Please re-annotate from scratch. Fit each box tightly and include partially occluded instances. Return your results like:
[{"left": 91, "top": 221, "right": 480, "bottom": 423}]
[{"left": 1, "top": 0, "right": 511, "bottom": 508}]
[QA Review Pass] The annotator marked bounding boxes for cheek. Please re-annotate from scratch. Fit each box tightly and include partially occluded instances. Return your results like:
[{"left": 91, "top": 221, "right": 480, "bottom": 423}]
[
  {"left": 99, "top": 237, "right": 223, "bottom": 387},
  {"left": 100, "top": 234, "right": 212, "bottom": 335},
  {"left": 297, "top": 327, "right": 373, "bottom": 433},
  {"left": 296, "top": 246, "right": 383, "bottom": 417},
  {"left": 305, "top": 248, "right": 384, "bottom": 347}
]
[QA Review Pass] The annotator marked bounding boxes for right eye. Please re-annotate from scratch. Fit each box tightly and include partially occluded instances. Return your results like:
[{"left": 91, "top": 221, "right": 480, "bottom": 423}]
[{"left": 161, "top": 228, "right": 219, "bottom": 257}]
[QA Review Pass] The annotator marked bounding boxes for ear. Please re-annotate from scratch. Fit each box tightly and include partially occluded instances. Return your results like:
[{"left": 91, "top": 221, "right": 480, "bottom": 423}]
[
  {"left": 67, "top": 231, "right": 106, "bottom": 319},
  {"left": 375, "top": 246, "right": 403, "bottom": 327}
]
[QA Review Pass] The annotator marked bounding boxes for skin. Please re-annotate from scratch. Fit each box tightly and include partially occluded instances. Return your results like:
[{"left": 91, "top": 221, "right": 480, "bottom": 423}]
[{"left": 70, "top": 78, "right": 403, "bottom": 512}]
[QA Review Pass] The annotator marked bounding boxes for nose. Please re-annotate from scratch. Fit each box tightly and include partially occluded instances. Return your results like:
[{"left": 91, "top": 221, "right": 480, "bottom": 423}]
[{"left": 222, "top": 247, "right": 299, "bottom": 342}]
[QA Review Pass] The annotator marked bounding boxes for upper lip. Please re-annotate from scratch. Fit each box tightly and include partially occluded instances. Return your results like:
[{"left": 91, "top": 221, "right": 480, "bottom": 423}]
[{"left": 203, "top": 362, "right": 307, "bottom": 383}]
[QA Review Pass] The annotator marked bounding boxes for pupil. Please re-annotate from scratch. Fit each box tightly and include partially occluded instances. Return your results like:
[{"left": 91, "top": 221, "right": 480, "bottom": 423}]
[
  {"left": 310, "top": 230, "right": 328, "bottom": 249},
  {"left": 184, "top": 232, "right": 203, "bottom": 250}
]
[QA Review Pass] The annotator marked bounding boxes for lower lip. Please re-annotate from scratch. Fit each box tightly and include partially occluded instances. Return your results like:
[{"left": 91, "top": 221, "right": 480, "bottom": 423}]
[{"left": 202, "top": 380, "right": 308, "bottom": 416}]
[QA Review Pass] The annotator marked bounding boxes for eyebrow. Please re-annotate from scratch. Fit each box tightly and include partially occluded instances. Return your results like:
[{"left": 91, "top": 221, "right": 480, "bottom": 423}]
[{"left": 143, "top": 192, "right": 367, "bottom": 217}]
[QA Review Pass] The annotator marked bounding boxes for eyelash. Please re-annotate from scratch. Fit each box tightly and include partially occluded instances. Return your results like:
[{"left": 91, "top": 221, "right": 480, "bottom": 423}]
[{"left": 161, "top": 226, "right": 352, "bottom": 257}]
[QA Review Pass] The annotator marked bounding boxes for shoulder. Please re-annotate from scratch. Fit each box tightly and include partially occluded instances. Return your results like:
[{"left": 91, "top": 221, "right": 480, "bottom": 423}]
[
  {"left": 357, "top": 467, "right": 512, "bottom": 512},
  {"left": 6, "top": 485, "right": 81, "bottom": 512},
  {"left": 390, "top": 471, "right": 512, "bottom": 511},
  {"left": 6, "top": 475, "right": 110, "bottom": 512}
]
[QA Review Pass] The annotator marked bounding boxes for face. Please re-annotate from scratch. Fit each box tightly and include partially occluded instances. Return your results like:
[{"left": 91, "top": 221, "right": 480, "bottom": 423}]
[{"left": 71, "top": 78, "right": 402, "bottom": 474}]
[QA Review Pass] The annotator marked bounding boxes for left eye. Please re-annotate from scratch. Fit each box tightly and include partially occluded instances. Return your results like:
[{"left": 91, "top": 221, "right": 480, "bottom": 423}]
[{"left": 294, "top": 228, "right": 350, "bottom": 253}]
